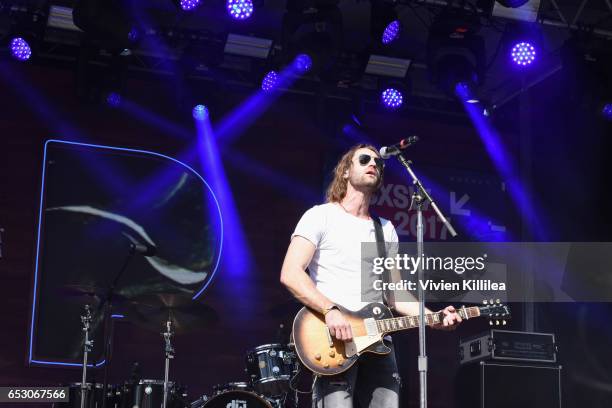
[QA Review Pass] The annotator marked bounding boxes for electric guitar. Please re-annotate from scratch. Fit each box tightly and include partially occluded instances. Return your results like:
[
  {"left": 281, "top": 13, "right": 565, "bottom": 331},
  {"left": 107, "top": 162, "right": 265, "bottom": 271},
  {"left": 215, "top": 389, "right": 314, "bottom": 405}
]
[{"left": 291, "top": 300, "right": 510, "bottom": 376}]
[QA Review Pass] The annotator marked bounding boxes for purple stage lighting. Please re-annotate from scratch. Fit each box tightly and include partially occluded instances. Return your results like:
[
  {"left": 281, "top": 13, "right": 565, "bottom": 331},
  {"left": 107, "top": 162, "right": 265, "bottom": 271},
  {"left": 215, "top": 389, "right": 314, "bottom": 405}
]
[
  {"left": 106, "top": 92, "right": 121, "bottom": 107},
  {"left": 10, "top": 37, "right": 32, "bottom": 61},
  {"left": 261, "top": 71, "right": 278, "bottom": 92},
  {"left": 227, "top": 0, "right": 253, "bottom": 20},
  {"left": 180, "top": 0, "right": 201, "bottom": 10},
  {"left": 455, "top": 82, "right": 479, "bottom": 103},
  {"left": 603, "top": 103, "right": 612, "bottom": 120},
  {"left": 381, "top": 88, "right": 403, "bottom": 109},
  {"left": 294, "top": 54, "right": 312, "bottom": 73},
  {"left": 193, "top": 104, "right": 209, "bottom": 121},
  {"left": 382, "top": 20, "right": 400, "bottom": 45},
  {"left": 511, "top": 42, "right": 536, "bottom": 66}
]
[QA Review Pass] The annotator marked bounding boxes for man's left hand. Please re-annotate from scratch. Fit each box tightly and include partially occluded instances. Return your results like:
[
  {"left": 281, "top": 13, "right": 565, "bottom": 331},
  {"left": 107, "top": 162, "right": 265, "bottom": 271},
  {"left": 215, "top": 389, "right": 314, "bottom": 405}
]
[{"left": 432, "top": 305, "right": 462, "bottom": 330}]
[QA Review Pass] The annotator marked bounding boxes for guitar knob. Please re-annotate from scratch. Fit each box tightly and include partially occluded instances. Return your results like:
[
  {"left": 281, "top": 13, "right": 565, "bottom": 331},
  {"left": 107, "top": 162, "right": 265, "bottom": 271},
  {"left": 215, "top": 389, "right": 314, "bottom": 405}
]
[
  {"left": 329, "top": 351, "right": 335, "bottom": 358},
  {"left": 483, "top": 300, "right": 488, "bottom": 305},
  {"left": 314, "top": 353, "right": 321, "bottom": 361}
]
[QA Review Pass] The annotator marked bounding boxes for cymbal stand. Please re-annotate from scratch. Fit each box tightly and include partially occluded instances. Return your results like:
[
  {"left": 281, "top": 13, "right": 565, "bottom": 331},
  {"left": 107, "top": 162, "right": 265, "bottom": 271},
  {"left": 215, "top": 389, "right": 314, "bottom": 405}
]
[
  {"left": 80, "top": 305, "right": 93, "bottom": 408},
  {"left": 162, "top": 320, "right": 174, "bottom": 408}
]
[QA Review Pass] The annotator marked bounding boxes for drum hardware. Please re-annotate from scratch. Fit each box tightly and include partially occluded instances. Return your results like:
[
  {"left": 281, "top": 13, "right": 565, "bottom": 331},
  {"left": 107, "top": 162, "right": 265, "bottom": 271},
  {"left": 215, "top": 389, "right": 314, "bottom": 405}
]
[
  {"left": 162, "top": 320, "right": 174, "bottom": 408},
  {"left": 79, "top": 305, "right": 94, "bottom": 408}
]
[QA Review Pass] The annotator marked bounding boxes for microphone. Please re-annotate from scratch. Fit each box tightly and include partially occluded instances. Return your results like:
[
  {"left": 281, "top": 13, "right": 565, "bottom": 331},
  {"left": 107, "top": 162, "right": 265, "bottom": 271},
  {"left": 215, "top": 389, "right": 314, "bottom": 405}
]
[
  {"left": 379, "top": 136, "right": 419, "bottom": 159},
  {"left": 130, "top": 242, "right": 157, "bottom": 257},
  {"left": 123, "top": 233, "right": 157, "bottom": 257}
]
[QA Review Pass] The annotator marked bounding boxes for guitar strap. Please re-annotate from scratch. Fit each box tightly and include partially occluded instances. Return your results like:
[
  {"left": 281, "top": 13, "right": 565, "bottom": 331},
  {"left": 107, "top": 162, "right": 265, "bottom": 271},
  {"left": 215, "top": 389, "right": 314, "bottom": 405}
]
[{"left": 372, "top": 215, "right": 395, "bottom": 310}]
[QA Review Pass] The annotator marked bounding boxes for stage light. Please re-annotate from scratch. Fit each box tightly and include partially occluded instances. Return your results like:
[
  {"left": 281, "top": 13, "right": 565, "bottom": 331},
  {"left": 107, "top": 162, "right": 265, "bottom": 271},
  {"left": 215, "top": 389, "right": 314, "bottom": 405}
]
[
  {"left": 193, "top": 104, "right": 209, "bottom": 121},
  {"left": 174, "top": 0, "right": 202, "bottom": 11},
  {"left": 261, "top": 71, "right": 278, "bottom": 92},
  {"left": 106, "top": 92, "right": 121, "bottom": 107},
  {"left": 225, "top": 34, "right": 273, "bottom": 59},
  {"left": 371, "top": 0, "right": 400, "bottom": 46},
  {"left": 281, "top": 5, "right": 343, "bottom": 79},
  {"left": 455, "top": 81, "right": 480, "bottom": 103},
  {"left": 227, "top": 0, "right": 253, "bottom": 20},
  {"left": 427, "top": 10, "right": 485, "bottom": 98},
  {"left": 382, "top": 20, "right": 401, "bottom": 45},
  {"left": 294, "top": 54, "right": 312, "bottom": 73},
  {"left": 9, "top": 37, "right": 32, "bottom": 61},
  {"left": 511, "top": 41, "right": 536, "bottom": 66},
  {"left": 603, "top": 103, "right": 612, "bottom": 120},
  {"left": 381, "top": 88, "right": 403, "bottom": 109}
]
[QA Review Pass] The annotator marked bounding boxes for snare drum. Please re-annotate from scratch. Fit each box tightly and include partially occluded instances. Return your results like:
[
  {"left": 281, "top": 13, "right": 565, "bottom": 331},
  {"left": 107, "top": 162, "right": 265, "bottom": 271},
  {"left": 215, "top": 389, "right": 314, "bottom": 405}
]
[
  {"left": 120, "top": 379, "right": 186, "bottom": 408},
  {"left": 245, "top": 343, "right": 296, "bottom": 396}
]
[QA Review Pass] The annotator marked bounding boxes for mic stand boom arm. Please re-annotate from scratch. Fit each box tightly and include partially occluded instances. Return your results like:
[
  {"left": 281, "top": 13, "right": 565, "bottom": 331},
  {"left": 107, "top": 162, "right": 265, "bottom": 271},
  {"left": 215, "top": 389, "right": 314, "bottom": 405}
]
[{"left": 394, "top": 153, "right": 457, "bottom": 408}]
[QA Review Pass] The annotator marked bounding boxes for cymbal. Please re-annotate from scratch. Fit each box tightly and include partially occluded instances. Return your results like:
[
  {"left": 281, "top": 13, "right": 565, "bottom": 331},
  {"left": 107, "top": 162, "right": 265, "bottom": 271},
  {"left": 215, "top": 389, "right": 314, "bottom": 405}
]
[
  {"left": 57, "top": 284, "right": 128, "bottom": 306},
  {"left": 125, "top": 294, "right": 218, "bottom": 334}
]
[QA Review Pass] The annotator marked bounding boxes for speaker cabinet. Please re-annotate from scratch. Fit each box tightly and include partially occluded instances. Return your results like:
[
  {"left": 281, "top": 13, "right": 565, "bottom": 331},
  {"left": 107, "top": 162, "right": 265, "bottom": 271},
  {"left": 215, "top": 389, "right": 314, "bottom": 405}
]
[{"left": 455, "top": 361, "right": 562, "bottom": 408}]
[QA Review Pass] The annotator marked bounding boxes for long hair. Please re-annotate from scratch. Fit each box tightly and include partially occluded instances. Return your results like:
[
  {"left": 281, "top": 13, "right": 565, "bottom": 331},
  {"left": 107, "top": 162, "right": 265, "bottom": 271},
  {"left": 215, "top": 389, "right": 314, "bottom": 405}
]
[{"left": 325, "top": 143, "right": 382, "bottom": 203}]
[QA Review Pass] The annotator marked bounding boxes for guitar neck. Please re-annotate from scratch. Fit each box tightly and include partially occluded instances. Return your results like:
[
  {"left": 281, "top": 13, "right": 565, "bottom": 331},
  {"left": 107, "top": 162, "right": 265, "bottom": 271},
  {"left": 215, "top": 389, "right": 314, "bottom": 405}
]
[{"left": 376, "top": 306, "right": 481, "bottom": 334}]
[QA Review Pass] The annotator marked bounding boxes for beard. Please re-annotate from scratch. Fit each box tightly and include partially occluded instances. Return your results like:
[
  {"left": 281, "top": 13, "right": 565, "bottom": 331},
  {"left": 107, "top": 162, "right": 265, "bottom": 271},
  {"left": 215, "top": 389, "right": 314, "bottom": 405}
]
[{"left": 349, "top": 172, "right": 380, "bottom": 193}]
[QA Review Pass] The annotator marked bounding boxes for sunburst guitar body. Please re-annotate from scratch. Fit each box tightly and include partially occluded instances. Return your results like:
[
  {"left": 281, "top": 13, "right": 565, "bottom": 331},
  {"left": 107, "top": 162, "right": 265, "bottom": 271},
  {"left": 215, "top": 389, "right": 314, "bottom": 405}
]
[{"left": 291, "top": 301, "right": 510, "bottom": 376}]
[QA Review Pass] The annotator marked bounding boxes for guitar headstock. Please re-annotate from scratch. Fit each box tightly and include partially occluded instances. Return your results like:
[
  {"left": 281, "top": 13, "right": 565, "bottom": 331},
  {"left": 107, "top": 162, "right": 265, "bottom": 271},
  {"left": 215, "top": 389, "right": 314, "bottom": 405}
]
[{"left": 478, "top": 299, "right": 511, "bottom": 326}]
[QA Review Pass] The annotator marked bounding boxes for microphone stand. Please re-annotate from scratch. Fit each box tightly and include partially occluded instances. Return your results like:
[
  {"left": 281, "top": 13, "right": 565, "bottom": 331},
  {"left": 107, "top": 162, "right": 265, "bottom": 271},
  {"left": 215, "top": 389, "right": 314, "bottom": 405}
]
[
  {"left": 394, "top": 153, "right": 457, "bottom": 408},
  {"left": 99, "top": 243, "right": 137, "bottom": 408}
]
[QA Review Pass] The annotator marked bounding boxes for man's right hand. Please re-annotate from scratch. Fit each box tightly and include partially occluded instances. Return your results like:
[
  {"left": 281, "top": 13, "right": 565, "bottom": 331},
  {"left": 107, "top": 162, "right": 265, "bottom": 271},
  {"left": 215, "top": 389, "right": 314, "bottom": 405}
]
[{"left": 325, "top": 309, "right": 353, "bottom": 341}]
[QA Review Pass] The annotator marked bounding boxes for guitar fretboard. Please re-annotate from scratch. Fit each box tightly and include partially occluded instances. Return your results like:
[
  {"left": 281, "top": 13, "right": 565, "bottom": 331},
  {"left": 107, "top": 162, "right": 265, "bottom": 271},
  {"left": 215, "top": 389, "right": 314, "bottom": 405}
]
[{"left": 376, "top": 306, "right": 480, "bottom": 333}]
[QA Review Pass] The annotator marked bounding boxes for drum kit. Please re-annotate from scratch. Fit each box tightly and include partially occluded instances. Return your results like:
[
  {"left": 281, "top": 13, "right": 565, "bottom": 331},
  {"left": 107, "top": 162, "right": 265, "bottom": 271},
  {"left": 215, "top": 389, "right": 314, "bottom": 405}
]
[
  {"left": 192, "top": 343, "right": 298, "bottom": 408},
  {"left": 55, "top": 285, "right": 300, "bottom": 408}
]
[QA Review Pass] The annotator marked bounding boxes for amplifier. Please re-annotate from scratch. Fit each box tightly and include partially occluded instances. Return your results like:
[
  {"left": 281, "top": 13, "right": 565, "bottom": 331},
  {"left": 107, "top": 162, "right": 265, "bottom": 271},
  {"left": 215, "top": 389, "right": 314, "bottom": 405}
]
[
  {"left": 455, "top": 361, "right": 562, "bottom": 408},
  {"left": 459, "top": 329, "right": 557, "bottom": 364}
]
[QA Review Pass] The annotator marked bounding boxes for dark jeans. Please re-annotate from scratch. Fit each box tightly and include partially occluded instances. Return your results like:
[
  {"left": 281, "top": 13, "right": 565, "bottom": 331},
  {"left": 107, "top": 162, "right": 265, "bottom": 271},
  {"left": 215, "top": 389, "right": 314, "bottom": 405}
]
[{"left": 312, "top": 343, "right": 401, "bottom": 408}]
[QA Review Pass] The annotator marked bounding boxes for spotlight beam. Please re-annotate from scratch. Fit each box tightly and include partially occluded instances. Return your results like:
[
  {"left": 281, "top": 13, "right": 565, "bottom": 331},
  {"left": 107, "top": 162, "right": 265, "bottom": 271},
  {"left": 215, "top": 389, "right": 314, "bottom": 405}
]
[
  {"left": 457, "top": 97, "right": 547, "bottom": 239},
  {"left": 213, "top": 55, "right": 307, "bottom": 145},
  {"left": 194, "top": 111, "right": 253, "bottom": 278}
]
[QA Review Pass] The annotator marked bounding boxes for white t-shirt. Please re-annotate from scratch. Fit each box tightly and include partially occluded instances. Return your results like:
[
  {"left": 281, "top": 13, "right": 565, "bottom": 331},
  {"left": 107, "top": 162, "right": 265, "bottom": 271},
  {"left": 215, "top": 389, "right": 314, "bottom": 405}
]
[{"left": 292, "top": 202, "right": 399, "bottom": 311}]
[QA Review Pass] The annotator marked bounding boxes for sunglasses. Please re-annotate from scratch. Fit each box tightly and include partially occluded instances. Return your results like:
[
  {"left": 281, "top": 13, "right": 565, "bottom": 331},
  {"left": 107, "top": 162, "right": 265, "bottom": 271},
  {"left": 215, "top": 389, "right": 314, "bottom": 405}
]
[{"left": 358, "top": 154, "right": 385, "bottom": 169}]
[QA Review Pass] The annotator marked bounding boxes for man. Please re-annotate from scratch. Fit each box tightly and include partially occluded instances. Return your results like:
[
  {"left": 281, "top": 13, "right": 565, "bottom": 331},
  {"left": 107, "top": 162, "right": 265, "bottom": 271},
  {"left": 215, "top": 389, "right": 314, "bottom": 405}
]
[{"left": 280, "top": 144, "right": 462, "bottom": 408}]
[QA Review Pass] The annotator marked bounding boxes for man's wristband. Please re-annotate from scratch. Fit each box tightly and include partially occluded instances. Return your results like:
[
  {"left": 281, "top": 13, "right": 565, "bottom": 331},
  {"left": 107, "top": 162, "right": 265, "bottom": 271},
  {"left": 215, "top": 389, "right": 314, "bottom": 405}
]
[{"left": 322, "top": 304, "right": 339, "bottom": 316}]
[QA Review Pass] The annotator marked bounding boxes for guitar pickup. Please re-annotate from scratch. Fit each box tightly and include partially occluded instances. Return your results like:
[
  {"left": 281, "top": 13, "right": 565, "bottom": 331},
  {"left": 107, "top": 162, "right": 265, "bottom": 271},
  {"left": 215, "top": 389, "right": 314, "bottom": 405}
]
[{"left": 364, "top": 318, "right": 378, "bottom": 336}]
